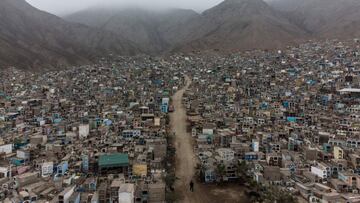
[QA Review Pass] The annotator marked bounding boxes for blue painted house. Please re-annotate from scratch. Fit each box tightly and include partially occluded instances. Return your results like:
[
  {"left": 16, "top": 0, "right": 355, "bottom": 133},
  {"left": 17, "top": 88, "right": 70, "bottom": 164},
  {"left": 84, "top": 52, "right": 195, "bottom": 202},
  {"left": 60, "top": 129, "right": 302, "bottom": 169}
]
[{"left": 57, "top": 161, "right": 68, "bottom": 176}]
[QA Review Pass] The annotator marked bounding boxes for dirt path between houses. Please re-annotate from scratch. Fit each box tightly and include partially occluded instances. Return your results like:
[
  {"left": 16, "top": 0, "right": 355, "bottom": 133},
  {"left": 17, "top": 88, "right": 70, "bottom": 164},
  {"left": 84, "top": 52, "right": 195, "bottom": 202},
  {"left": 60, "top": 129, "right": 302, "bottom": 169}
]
[
  {"left": 170, "top": 75, "right": 201, "bottom": 203},
  {"left": 170, "top": 76, "right": 249, "bottom": 203}
]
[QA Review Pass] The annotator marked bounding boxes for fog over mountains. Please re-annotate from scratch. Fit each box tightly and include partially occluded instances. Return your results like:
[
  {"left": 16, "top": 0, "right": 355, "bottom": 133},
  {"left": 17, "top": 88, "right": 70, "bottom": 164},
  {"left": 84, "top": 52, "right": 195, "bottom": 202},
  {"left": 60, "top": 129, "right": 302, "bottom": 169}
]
[
  {"left": 27, "top": 0, "right": 224, "bottom": 15},
  {"left": 2, "top": 0, "right": 360, "bottom": 69}
]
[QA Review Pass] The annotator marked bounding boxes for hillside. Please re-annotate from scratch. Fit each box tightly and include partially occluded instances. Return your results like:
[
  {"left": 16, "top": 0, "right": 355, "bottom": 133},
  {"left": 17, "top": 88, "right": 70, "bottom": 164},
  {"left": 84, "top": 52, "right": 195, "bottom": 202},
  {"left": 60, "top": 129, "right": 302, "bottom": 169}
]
[
  {"left": 269, "top": 0, "right": 360, "bottom": 38},
  {"left": 66, "top": 8, "right": 200, "bottom": 53},
  {"left": 0, "top": 0, "right": 139, "bottom": 69},
  {"left": 172, "top": 0, "right": 308, "bottom": 52}
]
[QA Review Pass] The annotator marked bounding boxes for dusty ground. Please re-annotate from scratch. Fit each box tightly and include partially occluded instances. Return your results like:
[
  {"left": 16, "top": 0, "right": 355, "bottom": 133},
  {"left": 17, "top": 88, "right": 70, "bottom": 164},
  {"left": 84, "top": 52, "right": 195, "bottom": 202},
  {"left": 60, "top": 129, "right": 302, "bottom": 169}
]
[{"left": 170, "top": 76, "right": 249, "bottom": 203}]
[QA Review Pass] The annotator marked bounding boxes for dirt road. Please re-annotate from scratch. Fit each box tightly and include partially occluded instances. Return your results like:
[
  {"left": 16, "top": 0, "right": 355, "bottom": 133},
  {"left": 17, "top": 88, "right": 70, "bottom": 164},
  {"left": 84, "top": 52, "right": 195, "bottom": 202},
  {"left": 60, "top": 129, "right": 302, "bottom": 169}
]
[
  {"left": 170, "top": 75, "right": 200, "bottom": 203},
  {"left": 170, "top": 76, "right": 249, "bottom": 203}
]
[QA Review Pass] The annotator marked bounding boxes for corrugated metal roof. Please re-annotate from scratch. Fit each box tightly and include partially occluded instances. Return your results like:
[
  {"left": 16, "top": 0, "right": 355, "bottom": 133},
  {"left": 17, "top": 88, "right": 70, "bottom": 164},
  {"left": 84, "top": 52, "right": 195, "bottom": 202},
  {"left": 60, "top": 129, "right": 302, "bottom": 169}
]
[{"left": 99, "top": 153, "right": 129, "bottom": 168}]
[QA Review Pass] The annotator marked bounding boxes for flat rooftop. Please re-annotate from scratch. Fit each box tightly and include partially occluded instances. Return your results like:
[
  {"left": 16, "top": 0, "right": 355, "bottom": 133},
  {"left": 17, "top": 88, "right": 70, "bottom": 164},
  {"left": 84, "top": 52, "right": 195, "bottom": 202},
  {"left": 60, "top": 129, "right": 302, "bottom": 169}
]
[{"left": 339, "top": 88, "right": 360, "bottom": 93}]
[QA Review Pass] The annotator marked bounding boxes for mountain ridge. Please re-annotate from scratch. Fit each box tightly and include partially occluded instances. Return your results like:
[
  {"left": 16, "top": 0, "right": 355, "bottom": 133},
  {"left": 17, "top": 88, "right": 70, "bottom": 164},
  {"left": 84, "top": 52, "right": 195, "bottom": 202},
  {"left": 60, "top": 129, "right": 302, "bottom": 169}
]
[
  {"left": 66, "top": 0, "right": 307, "bottom": 54},
  {"left": 2, "top": 0, "right": 360, "bottom": 69}
]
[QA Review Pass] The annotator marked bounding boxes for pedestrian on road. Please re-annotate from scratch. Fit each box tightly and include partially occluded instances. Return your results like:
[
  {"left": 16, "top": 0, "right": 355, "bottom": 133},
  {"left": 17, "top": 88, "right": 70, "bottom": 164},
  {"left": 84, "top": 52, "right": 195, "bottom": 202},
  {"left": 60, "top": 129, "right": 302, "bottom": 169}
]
[{"left": 190, "top": 180, "right": 194, "bottom": 192}]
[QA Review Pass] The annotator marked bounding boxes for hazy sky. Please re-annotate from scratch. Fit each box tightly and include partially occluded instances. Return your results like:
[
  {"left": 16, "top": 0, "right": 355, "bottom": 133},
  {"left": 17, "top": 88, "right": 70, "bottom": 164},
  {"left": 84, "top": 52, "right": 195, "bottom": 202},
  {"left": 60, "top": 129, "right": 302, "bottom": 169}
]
[{"left": 26, "top": 0, "right": 225, "bottom": 16}]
